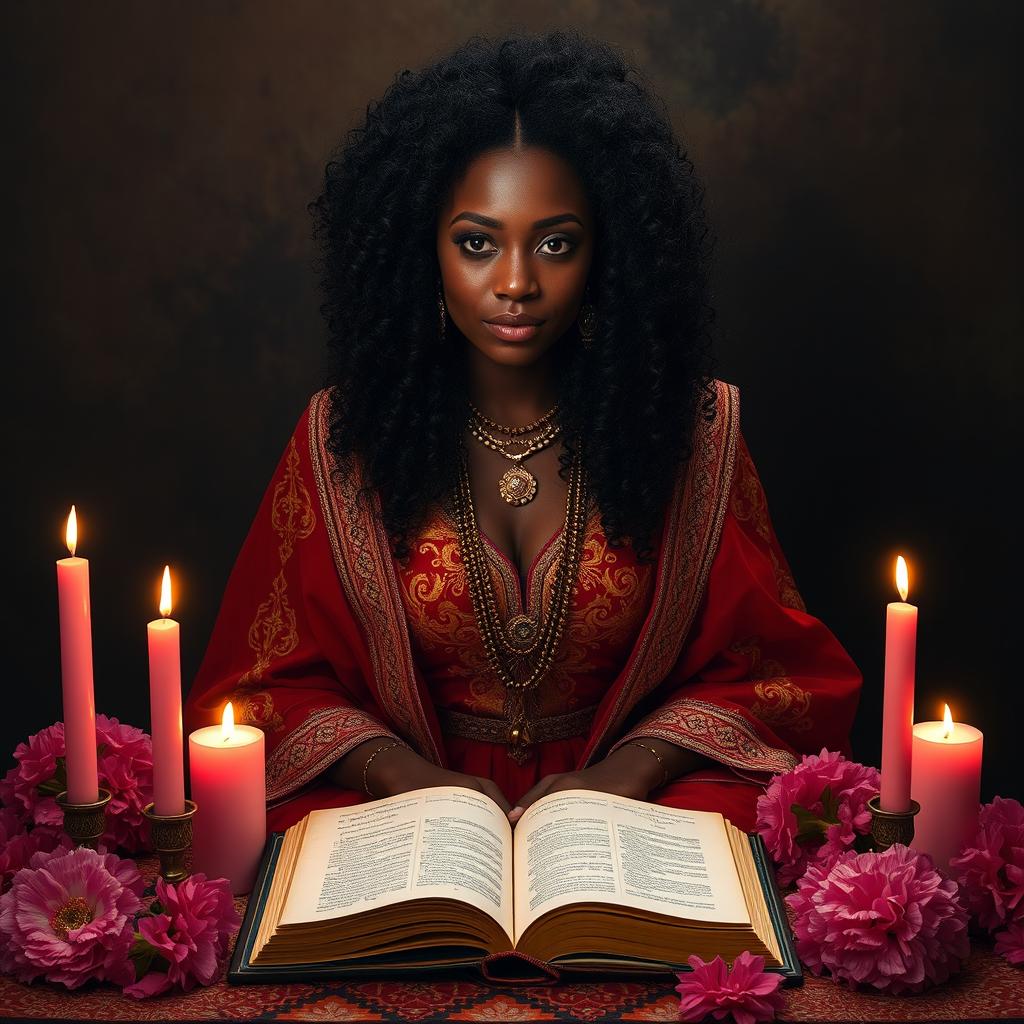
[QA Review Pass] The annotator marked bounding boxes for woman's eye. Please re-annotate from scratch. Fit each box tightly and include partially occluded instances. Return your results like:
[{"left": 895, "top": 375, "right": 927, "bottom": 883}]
[
  {"left": 540, "top": 236, "right": 575, "bottom": 255},
  {"left": 455, "top": 233, "right": 576, "bottom": 257},
  {"left": 458, "top": 234, "right": 497, "bottom": 255}
]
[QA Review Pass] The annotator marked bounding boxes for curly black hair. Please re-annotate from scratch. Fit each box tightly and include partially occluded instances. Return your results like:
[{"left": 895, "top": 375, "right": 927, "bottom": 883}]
[{"left": 310, "top": 28, "right": 716, "bottom": 561}]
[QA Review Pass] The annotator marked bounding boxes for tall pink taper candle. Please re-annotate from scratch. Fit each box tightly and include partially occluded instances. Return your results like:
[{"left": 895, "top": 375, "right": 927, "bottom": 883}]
[
  {"left": 55, "top": 505, "right": 99, "bottom": 805},
  {"left": 189, "top": 702, "right": 265, "bottom": 895},
  {"left": 880, "top": 554, "right": 917, "bottom": 812},
  {"left": 147, "top": 566, "right": 185, "bottom": 816},
  {"left": 911, "top": 704, "right": 983, "bottom": 870}
]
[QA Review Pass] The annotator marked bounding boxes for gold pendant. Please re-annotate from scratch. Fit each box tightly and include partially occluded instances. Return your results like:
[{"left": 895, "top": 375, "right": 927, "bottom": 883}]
[
  {"left": 498, "top": 467, "right": 537, "bottom": 506},
  {"left": 507, "top": 722, "right": 533, "bottom": 764},
  {"left": 506, "top": 613, "right": 538, "bottom": 651}
]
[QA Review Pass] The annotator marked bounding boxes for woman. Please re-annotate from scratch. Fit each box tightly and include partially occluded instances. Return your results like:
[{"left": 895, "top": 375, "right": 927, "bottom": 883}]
[{"left": 184, "top": 29, "right": 861, "bottom": 836}]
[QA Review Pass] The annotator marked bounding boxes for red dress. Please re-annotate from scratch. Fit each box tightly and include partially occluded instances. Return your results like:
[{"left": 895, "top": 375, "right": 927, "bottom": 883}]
[{"left": 184, "top": 381, "right": 862, "bottom": 836}]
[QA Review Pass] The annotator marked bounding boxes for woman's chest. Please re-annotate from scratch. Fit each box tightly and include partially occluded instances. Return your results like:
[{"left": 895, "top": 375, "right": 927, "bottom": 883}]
[{"left": 393, "top": 501, "right": 658, "bottom": 715}]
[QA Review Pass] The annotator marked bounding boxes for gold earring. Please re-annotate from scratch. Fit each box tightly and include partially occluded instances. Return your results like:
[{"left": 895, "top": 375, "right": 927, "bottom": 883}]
[
  {"left": 437, "top": 279, "right": 447, "bottom": 341},
  {"left": 577, "top": 299, "right": 596, "bottom": 349}
]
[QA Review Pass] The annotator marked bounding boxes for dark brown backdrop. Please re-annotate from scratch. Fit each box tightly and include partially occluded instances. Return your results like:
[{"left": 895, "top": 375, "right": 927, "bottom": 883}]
[{"left": 4, "top": 2, "right": 1020, "bottom": 800}]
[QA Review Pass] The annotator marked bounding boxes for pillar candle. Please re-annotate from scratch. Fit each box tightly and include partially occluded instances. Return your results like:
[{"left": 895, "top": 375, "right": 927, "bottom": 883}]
[
  {"left": 55, "top": 506, "right": 99, "bottom": 805},
  {"left": 189, "top": 703, "right": 265, "bottom": 895},
  {"left": 147, "top": 566, "right": 185, "bottom": 816},
  {"left": 911, "top": 705, "right": 983, "bottom": 871},
  {"left": 880, "top": 555, "right": 917, "bottom": 811}
]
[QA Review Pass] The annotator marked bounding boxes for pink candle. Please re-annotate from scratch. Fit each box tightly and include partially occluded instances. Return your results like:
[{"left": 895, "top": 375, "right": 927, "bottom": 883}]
[
  {"left": 189, "top": 703, "right": 265, "bottom": 895},
  {"left": 56, "top": 506, "right": 98, "bottom": 805},
  {"left": 911, "top": 705, "right": 983, "bottom": 870},
  {"left": 879, "top": 555, "right": 917, "bottom": 812},
  {"left": 147, "top": 566, "right": 185, "bottom": 816}
]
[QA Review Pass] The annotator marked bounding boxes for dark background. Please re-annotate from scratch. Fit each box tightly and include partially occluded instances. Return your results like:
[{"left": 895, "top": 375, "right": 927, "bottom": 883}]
[{"left": 4, "top": 2, "right": 1020, "bottom": 800}]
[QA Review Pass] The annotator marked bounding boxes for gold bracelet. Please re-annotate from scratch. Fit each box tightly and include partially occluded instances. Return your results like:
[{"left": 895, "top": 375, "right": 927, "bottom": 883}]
[
  {"left": 362, "top": 741, "right": 401, "bottom": 798},
  {"left": 628, "top": 741, "right": 669, "bottom": 788}
]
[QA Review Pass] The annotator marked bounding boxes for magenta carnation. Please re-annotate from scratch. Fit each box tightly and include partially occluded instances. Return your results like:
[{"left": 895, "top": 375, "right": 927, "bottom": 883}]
[
  {"left": 756, "top": 748, "right": 880, "bottom": 886},
  {"left": 0, "top": 805, "right": 71, "bottom": 893},
  {"left": 994, "top": 921, "right": 1024, "bottom": 965},
  {"left": 0, "top": 845, "right": 143, "bottom": 988},
  {"left": 786, "top": 844, "right": 969, "bottom": 994},
  {"left": 949, "top": 796, "right": 1024, "bottom": 933},
  {"left": 675, "top": 951, "right": 785, "bottom": 1024},
  {"left": 123, "top": 873, "right": 241, "bottom": 998},
  {"left": 0, "top": 714, "right": 153, "bottom": 853}
]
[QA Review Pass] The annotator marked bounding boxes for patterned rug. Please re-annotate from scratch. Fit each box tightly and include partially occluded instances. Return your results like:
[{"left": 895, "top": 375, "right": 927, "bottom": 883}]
[{"left": 2, "top": 860, "right": 1022, "bottom": 1022}]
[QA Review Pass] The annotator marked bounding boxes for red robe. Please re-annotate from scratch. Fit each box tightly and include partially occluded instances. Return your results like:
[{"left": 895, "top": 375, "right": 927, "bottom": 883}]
[{"left": 184, "top": 382, "right": 862, "bottom": 835}]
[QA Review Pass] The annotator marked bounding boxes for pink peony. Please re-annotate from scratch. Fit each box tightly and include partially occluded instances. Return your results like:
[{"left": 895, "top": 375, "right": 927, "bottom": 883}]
[
  {"left": 675, "top": 951, "right": 785, "bottom": 1024},
  {"left": 0, "top": 845, "right": 143, "bottom": 989},
  {"left": 0, "top": 714, "right": 153, "bottom": 853},
  {"left": 0, "top": 805, "right": 71, "bottom": 893},
  {"left": 786, "top": 844, "right": 970, "bottom": 994},
  {"left": 123, "top": 873, "right": 241, "bottom": 998},
  {"left": 756, "top": 748, "right": 879, "bottom": 886},
  {"left": 949, "top": 796, "right": 1024, "bottom": 932},
  {"left": 994, "top": 921, "right": 1024, "bottom": 965}
]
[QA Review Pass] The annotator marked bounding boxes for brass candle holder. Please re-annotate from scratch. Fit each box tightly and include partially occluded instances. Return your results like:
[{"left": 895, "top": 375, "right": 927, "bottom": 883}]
[
  {"left": 142, "top": 800, "right": 198, "bottom": 883},
  {"left": 56, "top": 787, "right": 112, "bottom": 849},
  {"left": 867, "top": 795, "right": 921, "bottom": 851}
]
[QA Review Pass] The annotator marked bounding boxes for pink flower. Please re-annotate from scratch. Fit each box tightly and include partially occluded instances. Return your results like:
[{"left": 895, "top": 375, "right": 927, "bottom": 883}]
[
  {"left": 675, "top": 951, "right": 785, "bottom": 1024},
  {"left": 949, "top": 796, "right": 1024, "bottom": 932},
  {"left": 123, "top": 873, "right": 241, "bottom": 997},
  {"left": 0, "top": 845, "right": 143, "bottom": 989},
  {"left": 756, "top": 748, "right": 879, "bottom": 886},
  {"left": 786, "top": 844, "right": 970, "bottom": 994},
  {"left": 994, "top": 921, "right": 1024, "bottom": 965},
  {"left": 0, "top": 715, "right": 153, "bottom": 853},
  {"left": 0, "top": 805, "right": 71, "bottom": 893}
]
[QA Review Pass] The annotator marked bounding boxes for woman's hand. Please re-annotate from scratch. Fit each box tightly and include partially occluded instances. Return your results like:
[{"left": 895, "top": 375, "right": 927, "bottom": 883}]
[
  {"left": 507, "top": 739, "right": 707, "bottom": 824},
  {"left": 329, "top": 740, "right": 512, "bottom": 814}
]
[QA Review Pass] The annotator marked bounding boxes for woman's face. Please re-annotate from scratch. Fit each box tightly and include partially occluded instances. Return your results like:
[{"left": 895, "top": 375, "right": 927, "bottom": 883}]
[{"left": 436, "top": 146, "right": 594, "bottom": 368}]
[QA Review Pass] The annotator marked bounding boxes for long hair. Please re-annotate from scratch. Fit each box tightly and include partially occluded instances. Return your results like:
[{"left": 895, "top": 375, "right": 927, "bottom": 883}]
[{"left": 310, "top": 28, "right": 716, "bottom": 560}]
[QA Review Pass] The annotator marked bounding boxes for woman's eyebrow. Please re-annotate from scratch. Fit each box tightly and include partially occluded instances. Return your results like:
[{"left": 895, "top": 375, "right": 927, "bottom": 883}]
[{"left": 449, "top": 211, "right": 584, "bottom": 230}]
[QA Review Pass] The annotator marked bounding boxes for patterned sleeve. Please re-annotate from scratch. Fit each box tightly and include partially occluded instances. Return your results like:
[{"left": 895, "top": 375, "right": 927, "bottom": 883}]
[{"left": 606, "top": 431, "right": 863, "bottom": 777}]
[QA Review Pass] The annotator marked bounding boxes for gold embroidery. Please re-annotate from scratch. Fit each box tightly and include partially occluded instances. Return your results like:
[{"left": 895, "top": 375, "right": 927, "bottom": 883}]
[
  {"left": 610, "top": 697, "right": 797, "bottom": 774},
  {"left": 237, "top": 437, "right": 316, "bottom": 703},
  {"left": 265, "top": 705, "right": 410, "bottom": 802},
  {"left": 581, "top": 381, "right": 741, "bottom": 767},
  {"left": 730, "top": 636, "right": 813, "bottom": 732},
  {"left": 309, "top": 392, "right": 442, "bottom": 765},
  {"left": 395, "top": 500, "right": 655, "bottom": 722},
  {"left": 730, "top": 440, "right": 806, "bottom": 611},
  {"left": 730, "top": 441, "right": 770, "bottom": 541}
]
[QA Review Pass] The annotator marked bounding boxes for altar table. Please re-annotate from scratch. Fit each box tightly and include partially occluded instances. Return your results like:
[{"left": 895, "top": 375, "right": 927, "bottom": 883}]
[{"left": 1, "top": 858, "right": 1022, "bottom": 1023}]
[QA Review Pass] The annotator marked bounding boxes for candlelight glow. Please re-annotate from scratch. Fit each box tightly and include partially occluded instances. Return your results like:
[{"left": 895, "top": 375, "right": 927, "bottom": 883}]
[
  {"left": 943, "top": 703, "right": 954, "bottom": 739},
  {"left": 895, "top": 554, "right": 909, "bottom": 602},
  {"left": 159, "top": 565, "right": 173, "bottom": 618},
  {"left": 65, "top": 506, "right": 78, "bottom": 557},
  {"left": 222, "top": 701, "right": 235, "bottom": 742}
]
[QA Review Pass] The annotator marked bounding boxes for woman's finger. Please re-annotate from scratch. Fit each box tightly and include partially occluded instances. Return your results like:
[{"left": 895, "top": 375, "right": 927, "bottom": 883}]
[
  {"left": 476, "top": 777, "right": 512, "bottom": 814},
  {"left": 508, "top": 775, "right": 557, "bottom": 822}
]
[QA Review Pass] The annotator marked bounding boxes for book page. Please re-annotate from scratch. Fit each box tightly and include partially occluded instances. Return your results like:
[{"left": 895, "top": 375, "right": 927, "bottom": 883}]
[
  {"left": 280, "top": 786, "right": 513, "bottom": 941},
  {"left": 512, "top": 790, "right": 749, "bottom": 942}
]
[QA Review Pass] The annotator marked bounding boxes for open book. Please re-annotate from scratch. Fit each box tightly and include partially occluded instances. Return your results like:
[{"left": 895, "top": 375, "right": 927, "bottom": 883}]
[{"left": 229, "top": 786, "right": 800, "bottom": 984}]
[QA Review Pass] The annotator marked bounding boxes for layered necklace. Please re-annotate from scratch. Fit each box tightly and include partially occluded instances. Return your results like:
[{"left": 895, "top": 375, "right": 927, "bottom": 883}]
[
  {"left": 453, "top": 409, "right": 588, "bottom": 763},
  {"left": 468, "top": 401, "right": 560, "bottom": 506}
]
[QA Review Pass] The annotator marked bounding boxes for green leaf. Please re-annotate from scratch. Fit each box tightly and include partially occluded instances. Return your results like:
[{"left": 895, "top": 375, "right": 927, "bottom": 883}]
[
  {"left": 819, "top": 785, "right": 840, "bottom": 822},
  {"left": 37, "top": 756, "right": 68, "bottom": 797},
  {"left": 791, "top": 802, "right": 830, "bottom": 844},
  {"left": 129, "top": 935, "right": 158, "bottom": 981}
]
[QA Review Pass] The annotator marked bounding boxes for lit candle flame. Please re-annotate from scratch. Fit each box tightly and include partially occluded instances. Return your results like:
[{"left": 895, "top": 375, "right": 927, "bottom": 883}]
[
  {"left": 943, "top": 703, "right": 954, "bottom": 739},
  {"left": 159, "top": 566, "right": 173, "bottom": 618},
  {"left": 895, "top": 555, "right": 909, "bottom": 602},
  {"left": 222, "top": 702, "right": 235, "bottom": 742},
  {"left": 65, "top": 506, "right": 78, "bottom": 557}
]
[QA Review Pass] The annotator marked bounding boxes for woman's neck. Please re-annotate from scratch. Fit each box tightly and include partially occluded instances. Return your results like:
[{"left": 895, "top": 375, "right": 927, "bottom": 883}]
[{"left": 465, "top": 346, "right": 559, "bottom": 427}]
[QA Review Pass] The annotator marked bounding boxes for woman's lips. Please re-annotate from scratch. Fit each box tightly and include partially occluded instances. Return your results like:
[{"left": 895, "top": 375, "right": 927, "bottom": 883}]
[{"left": 482, "top": 321, "right": 542, "bottom": 341}]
